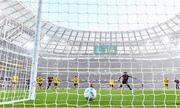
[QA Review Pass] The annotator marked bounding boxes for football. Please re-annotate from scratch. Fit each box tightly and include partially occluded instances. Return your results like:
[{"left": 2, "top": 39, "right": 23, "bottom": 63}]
[{"left": 84, "top": 87, "right": 97, "bottom": 101}]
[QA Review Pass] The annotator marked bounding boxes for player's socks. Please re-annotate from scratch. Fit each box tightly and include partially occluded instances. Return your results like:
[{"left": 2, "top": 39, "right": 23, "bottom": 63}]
[{"left": 127, "top": 85, "right": 132, "bottom": 90}]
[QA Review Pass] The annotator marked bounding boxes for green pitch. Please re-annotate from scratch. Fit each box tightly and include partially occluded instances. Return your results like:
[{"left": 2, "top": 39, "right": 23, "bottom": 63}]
[{"left": 1, "top": 89, "right": 180, "bottom": 108}]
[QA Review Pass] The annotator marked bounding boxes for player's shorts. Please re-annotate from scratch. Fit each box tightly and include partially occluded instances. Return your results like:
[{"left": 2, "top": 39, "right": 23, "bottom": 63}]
[
  {"left": 122, "top": 81, "right": 128, "bottom": 84},
  {"left": 74, "top": 83, "right": 78, "bottom": 86},
  {"left": 48, "top": 82, "right": 52, "bottom": 86},
  {"left": 165, "top": 84, "right": 168, "bottom": 86},
  {"left": 109, "top": 84, "right": 114, "bottom": 87},
  {"left": 38, "top": 83, "right": 42, "bottom": 86},
  {"left": 12, "top": 81, "right": 17, "bottom": 84},
  {"left": 54, "top": 83, "right": 58, "bottom": 86}
]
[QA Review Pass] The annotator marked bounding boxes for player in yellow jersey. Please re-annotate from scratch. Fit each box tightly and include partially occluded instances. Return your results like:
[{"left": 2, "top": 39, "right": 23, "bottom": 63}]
[
  {"left": 53, "top": 76, "right": 61, "bottom": 89},
  {"left": 109, "top": 79, "right": 115, "bottom": 88},
  {"left": 163, "top": 77, "right": 169, "bottom": 90},
  {"left": 11, "top": 75, "right": 19, "bottom": 90},
  {"left": 37, "top": 76, "right": 44, "bottom": 89},
  {"left": 73, "top": 76, "right": 80, "bottom": 88}
]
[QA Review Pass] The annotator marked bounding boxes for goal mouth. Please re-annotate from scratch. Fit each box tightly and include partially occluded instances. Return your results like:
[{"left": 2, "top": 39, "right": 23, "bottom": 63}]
[{"left": 0, "top": 0, "right": 180, "bottom": 107}]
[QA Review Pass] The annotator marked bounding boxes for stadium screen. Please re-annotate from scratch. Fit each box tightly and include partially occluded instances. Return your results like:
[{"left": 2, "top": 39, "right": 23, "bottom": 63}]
[{"left": 94, "top": 45, "right": 117, "bottom": 55}]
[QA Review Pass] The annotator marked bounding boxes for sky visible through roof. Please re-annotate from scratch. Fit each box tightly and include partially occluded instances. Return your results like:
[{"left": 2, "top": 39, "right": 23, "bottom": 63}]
[{"left": 21, "top": 0, "right": 180, "bottom": 31}]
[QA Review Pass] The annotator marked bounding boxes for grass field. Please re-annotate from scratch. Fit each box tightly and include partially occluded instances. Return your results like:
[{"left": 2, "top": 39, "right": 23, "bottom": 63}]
[{"left": 1, "top": 89, "right": 180, "bottom": 108}]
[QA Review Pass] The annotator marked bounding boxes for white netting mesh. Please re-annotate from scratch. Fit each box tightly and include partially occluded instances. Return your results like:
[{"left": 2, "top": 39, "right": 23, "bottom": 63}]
[
  {"left": 0, "top": 38, "right": 31, "bottom": 104},
  {"left": 0, "top": 0, "right": 180, "bottom": 107}
]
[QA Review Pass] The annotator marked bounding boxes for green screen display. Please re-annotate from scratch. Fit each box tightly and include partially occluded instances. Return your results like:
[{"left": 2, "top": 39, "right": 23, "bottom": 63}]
[{"left": 94, "top": 45, "right": 117, "bottom": 54}]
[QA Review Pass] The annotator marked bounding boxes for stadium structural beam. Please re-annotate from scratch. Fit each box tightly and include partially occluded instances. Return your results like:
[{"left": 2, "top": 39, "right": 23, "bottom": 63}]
[{"left": 28, "top": 0, "right": 42, "bottom": 100}]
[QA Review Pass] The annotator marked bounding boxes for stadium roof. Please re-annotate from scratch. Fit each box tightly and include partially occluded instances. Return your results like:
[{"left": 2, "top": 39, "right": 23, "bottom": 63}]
[{"left": 0, "top": 0, "right": 180, "bottom": 59}]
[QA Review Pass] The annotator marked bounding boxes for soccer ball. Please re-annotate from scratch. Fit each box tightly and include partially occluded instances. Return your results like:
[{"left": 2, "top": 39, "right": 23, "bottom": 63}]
[{"left": 84, "top": 87, "right": 97, "bottom": 101}]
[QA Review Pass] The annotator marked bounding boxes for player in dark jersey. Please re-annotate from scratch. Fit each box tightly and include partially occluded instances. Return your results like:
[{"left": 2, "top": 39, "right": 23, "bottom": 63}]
[
  {"left": 47, "top": 77, "right": 53, "bottom": 90},
  {"left": 174, "top": 79, "right": 180, "bottom": 89},
  {"left": 26, "top": 79, "right": 30, "bottom": 89},
  {"left": 118, "top": 72, "right": 136, "bottom": 90}
]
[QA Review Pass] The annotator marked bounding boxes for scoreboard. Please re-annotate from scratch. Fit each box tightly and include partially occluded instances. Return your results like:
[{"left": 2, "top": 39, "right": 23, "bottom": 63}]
[{"left": 94, "top": 45, "right": 117, "bottom": 55}]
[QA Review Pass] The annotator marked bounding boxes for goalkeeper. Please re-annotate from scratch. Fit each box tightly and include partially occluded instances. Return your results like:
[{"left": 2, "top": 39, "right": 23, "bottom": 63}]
[
  {"left": 73, "top": 76, "right": 80, "bottom": 88},
  {"left": 163, "top": 77, "right": 169, "bottom": 90},
  {"left": 109, "top": 79, "right": 115, "bottom": 88},
  {"left": 37, "top": 76, "right": 44, "bottom": 89},
  {"left": 11, "top": 75, "right": 19, "bottom": 90},
  {"left": 53, "top": 76, "right": 61, "bottom": 89},
  {"left": 118, "top": 72, "right": 136, "bottom": 90}
]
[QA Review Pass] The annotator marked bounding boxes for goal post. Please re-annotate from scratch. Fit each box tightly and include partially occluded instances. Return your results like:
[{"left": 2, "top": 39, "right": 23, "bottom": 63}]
[{"left": 28, "top": 0, "right": 42, "bottom": 100}]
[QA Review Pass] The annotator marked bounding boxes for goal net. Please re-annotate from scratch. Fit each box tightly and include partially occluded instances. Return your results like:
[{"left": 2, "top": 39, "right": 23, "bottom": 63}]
[
  {"left": 0, "top": 0, "right": 180, "bottom": 107},
  {"left": 0, "top": 26, "right": 32, "bottom": 104}
]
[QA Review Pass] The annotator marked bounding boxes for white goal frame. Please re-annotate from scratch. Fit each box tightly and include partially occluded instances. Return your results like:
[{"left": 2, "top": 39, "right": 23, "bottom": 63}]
[{"left": 0, "top": 0, "right": 42, "bottom": 105}]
